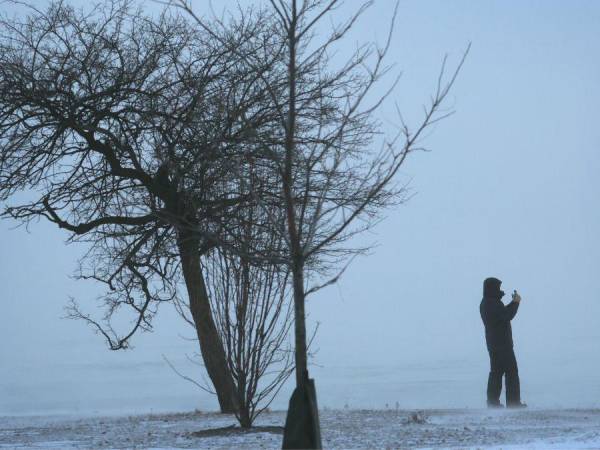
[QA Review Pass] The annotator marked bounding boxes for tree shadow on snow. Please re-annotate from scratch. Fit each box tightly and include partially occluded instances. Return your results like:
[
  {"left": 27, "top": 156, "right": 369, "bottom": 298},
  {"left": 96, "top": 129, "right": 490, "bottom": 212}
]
[{"left": 191, "top": 425, "right": 284, "bottom": 437}]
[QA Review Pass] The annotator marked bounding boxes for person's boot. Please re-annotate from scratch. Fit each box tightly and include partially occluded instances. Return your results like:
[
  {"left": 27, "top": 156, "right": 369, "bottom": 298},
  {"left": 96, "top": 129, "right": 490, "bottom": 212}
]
[{"left": 507, "top": 402, "right": 527, "bottom": 409}]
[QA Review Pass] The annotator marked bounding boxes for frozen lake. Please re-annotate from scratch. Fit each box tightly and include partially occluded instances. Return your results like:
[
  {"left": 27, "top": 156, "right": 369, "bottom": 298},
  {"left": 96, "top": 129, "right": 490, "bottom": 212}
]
[{"left": 2, "top": 356, "right": 599, "bottom": 417}]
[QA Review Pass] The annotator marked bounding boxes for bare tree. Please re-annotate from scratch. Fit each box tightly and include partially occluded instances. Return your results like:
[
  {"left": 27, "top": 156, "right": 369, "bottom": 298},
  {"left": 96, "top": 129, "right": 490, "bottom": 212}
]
[
  {"left": 171, "top": 0, "right": 467, "bottom": 446},
  {"left": 0, "top": 0, "right": 282, "bottom": 413},
  {"left": 174, "top": 247, "right": 293, "bottom": 428},
  {"left": 167, "top": 158, "right": 294, "bottom": 428}
]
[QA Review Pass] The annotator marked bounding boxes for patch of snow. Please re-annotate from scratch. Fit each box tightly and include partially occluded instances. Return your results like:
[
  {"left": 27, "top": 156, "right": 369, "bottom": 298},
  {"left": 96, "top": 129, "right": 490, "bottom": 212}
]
[{"left": 0, "top": 408, "right": 599, "bottom": 449}]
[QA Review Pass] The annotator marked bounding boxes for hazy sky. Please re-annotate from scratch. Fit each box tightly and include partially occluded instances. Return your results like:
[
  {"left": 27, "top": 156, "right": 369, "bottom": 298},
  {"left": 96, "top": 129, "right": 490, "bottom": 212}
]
[{"left": 1, "top": 0, "right": 599, "bottom": 414}]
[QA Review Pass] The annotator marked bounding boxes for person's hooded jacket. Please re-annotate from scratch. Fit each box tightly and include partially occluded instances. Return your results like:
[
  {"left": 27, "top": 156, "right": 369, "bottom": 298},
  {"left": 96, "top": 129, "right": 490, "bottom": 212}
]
[{"left": 480, "top": 277, "right": 519, "bottom": 351}]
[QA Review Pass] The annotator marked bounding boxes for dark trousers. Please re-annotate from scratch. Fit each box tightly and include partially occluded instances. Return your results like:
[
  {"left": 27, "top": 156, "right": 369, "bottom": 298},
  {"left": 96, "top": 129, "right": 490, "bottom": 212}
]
[{"left": 487, "top": 347, "right": 521, "bottom": 406}]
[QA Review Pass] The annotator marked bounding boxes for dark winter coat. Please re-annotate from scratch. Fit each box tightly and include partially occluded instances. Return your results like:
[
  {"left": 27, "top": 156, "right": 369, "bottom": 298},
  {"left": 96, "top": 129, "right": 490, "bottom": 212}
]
[{"left": 480, "top": 277, "right": 519, "bottom": 351}]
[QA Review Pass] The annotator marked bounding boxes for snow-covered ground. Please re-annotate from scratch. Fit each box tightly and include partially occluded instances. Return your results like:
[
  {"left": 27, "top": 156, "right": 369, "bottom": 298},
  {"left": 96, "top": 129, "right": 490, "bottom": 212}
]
[{"left": 1, "top": 408, "right": 599, "bottom": 449}]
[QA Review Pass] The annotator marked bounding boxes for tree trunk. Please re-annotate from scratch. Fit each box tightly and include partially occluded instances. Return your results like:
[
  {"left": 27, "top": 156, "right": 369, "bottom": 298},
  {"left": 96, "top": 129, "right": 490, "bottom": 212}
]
[
  {"left": 177, "top": 232, "right": 238, "bottom": 414},
  {"left": 291, "top": 262, "right": 308, "bottom": 389},
  {"left": 239, "top": 406, "right": 252, "bottom": 429}
]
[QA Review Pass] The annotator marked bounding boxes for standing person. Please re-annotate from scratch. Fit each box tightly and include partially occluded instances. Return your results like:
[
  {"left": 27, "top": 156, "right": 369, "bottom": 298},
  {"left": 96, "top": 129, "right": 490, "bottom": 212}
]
[{"left": 480, "top": 277, "right": 527, "bottom": 408}]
